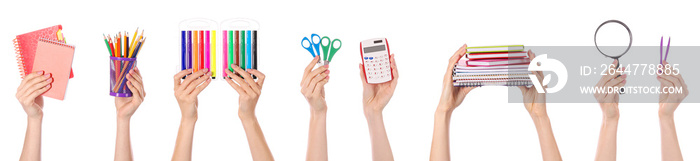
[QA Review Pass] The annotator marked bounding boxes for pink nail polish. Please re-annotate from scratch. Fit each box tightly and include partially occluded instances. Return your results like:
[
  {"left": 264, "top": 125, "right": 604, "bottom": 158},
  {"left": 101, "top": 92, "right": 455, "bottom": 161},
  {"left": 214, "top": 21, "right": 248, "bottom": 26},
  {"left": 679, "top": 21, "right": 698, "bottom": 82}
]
[
  {"left": 44, "top": 74, "right": 50, "bottom": 78},
  {"left": 46, "top": 78, "right": 53, "bottom": 82},
  {"left": 36, "top": 71, "right": 43, "bottom": 75},
  {"left": 325, "top": 70, "right": 330, "bottom": 74}
]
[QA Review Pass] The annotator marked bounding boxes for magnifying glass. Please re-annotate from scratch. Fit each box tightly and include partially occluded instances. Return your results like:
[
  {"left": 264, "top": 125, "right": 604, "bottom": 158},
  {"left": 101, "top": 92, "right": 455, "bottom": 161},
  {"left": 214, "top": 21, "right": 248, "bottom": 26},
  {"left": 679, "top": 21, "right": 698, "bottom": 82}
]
[{"left": 594, "top": 20, "right": 631, "bottom": 93}]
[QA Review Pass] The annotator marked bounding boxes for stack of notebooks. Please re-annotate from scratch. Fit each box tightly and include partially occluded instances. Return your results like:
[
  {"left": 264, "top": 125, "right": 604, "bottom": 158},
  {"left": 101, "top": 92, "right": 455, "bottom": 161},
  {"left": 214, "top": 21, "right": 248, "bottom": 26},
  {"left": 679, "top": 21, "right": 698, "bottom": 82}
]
[
  {"left": 453, "top": 45, "right": 533, "bottom": 87},
  {"left": 14, "top": 25, "right": 76, "bottom": 100}
]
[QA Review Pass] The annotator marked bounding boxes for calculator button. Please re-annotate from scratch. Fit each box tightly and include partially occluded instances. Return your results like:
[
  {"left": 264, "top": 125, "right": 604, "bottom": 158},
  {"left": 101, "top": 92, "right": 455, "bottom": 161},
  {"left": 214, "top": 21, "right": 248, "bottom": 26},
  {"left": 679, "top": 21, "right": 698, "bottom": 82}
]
[{"left": 369, "top": 57, "right": 374, "bottom": 60}]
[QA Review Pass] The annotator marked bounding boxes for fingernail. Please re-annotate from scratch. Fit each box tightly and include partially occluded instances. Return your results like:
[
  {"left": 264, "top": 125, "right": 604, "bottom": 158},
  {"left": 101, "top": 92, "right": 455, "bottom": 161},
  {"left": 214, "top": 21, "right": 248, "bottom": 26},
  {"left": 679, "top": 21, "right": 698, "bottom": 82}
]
[
  {"left": 36, "top": 71, "right": 43, "bottom": 75},
  {"left": 46, "top": 84, "right": 51, "bottom": 88},
  {"left": 326, "top": 76, "right": 330, "bottom": 79},
  {"left": 613, "top": 59, "right": 618, "bottom": 64},
  {"left": 325, "top": 70, "right": 330, "bottom": 74},
  {"left": 46, "top": 78, "right": 53, "bottom": 82},
  {"left": 203, "top": 68, "right": 209, "bottom": 72},
  {"left": 324, "top": 65, "right": 329, "bottom": 68},
  {"left": 622, "top": 75, "right": 627, "bottom": 78},
  {"left": 44, "top": 74, "right": 51, "bottom": 78}
]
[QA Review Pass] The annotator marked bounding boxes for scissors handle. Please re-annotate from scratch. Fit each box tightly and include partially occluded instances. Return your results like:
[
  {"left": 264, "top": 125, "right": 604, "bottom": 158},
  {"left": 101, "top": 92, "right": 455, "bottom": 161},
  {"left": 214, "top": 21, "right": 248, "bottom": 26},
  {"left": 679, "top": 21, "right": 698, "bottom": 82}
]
[
  {"left": 301, "top": 37, "right": 316, "bottom": 57},
  {"left": 311, "top": 34, "right": 321, "bottom": 57},
  {"left": 320, "top": 36, "right": 331, "bottom": 61},
  {"left": 327, "top": 39, "right": 342, "bottom": 62}
]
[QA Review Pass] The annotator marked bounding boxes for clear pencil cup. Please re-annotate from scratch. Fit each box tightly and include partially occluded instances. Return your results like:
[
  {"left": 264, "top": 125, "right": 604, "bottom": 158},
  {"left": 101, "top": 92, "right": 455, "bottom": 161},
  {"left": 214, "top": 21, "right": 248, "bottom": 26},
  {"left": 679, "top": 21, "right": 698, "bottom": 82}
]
[{"left": 110, "top": 57, "right": 137, "bottom": 97}]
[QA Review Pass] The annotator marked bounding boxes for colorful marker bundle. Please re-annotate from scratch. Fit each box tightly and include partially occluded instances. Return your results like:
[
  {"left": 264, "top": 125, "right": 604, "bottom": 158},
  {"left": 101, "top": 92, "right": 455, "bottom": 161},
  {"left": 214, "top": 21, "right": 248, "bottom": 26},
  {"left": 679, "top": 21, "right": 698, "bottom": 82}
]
[
  {"left": 181, "top": 30, "right": 217, "bottom": 78},
  {"left": 180, "top": 18, "right": 260, "bottom": 79},
  {"left": 103, "top": 28, "right": 146, "bottom": 97},
  {"left": 221, "top": 30, "right": 257, "bottom": 78}
]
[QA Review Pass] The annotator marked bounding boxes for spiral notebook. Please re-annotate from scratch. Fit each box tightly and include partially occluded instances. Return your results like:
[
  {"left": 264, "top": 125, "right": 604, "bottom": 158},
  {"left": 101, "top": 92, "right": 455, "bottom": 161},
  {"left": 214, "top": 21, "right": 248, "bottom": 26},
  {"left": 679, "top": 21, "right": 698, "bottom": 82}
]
[
  {"left": 32, "top": 38, "right": 75, "bottom": 100},
  {"left": 14, "top": 25, "right": 74, "bottom": 79}
]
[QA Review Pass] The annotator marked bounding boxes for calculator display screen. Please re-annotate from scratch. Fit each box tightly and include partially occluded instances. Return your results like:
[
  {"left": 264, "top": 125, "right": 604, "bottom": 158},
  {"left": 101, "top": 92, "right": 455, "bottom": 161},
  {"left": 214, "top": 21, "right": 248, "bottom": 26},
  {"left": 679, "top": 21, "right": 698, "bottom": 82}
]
[{"left": 363, "top": 45, "right": 386, "bottom": 53}]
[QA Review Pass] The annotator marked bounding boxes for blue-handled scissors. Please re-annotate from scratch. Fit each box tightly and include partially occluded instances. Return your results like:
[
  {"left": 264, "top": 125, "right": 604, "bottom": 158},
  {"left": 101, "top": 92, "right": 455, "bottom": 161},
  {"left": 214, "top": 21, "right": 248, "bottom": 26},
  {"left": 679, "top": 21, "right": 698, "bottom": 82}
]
[
  {"left": 301, "top": 34, "right": 321, "bottom": 57},
  {"left": 660, "top": 36, "right": 670, "bottom": 64}
]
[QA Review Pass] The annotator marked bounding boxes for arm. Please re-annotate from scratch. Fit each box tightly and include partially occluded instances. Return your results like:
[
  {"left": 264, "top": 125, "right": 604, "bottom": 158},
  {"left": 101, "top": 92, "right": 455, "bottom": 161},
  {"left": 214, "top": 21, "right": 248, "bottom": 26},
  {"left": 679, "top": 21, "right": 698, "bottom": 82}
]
[
  {"left": 593, "top": 60, "right": 626, "bottom": 161},
  {"left": 518, "top": 50, "right": 562, "bottom": 161},
  {"left": 16, "top": 71, "right": 52, "bottom": 161},
  {"left": 657, "top": 61, "right": 687, "bottom": 161},
  {"left": 225, "top": 65, "right": 274, "bottom": 161},
  {"left": 172, "top": 69, "right": 212, "bottom": 161},
  {"left": 300, "top": 56, "right": 330, "bottom": 161},
  {"left": 114, "top": 67, "right": 146, "bottom": 161},
  {"left": 430, "top": 45, "right": 476, "bottom": 161},
  {"left": 359, "top": 54, "right": 399, "bottom": 161}
]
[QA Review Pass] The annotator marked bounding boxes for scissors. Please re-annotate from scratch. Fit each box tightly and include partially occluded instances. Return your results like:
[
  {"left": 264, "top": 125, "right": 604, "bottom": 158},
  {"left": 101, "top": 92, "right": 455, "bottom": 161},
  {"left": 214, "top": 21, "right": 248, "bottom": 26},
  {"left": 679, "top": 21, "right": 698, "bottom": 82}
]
[
  {"left": 320, "top": 36, "right": 341, "bottom": 65},
  {"left": 301, "top": 34, "right": 322, "bottom": 58},
  {"left": 660, "top": 36, "right": 670, "bottom": 64}
]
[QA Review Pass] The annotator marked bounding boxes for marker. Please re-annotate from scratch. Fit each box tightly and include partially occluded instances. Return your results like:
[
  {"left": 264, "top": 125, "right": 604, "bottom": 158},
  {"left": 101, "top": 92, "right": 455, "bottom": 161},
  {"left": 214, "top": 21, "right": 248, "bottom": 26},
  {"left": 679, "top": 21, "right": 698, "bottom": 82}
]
[
  {"left": 211, "top": 30, "right": 216, "bottom": 79},
  {"left": 223, "top": 30, "right": 228, "bottom": 78}
]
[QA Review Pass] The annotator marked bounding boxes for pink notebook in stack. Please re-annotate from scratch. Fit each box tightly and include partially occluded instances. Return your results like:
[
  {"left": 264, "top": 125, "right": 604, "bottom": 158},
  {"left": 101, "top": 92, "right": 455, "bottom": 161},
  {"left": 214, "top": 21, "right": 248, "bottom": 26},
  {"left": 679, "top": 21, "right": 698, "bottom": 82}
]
[
  {"left": 32, "top": 38, "right": 75, "bottom": 100},
  {"left": 14, "top": 25, "right": 74, "bottom": 79}
]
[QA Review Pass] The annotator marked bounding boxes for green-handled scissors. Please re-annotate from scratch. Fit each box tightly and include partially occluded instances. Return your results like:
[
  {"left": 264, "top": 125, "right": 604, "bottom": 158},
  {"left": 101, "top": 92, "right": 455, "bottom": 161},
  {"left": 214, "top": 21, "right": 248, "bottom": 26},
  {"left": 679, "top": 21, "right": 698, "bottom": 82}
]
[{"left": 320, "top": 36, "right": 341, "bottom": 65}]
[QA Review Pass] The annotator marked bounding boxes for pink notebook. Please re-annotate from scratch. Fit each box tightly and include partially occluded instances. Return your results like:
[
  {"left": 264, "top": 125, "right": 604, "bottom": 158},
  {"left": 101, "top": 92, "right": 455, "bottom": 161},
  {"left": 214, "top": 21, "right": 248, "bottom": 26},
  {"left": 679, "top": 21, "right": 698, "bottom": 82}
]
[{"left": 32, "top": 38, "right": 75, "bottom": 100}]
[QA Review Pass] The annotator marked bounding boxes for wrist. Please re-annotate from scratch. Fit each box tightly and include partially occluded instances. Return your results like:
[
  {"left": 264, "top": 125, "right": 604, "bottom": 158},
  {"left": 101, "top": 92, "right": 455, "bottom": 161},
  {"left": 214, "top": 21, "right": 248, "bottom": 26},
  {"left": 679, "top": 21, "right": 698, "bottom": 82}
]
[
  {"left": 27, "top": 113, "right": 43, "bottom": 121},
  {"left": 238, "top": 110, "right": 256, "bottom": 121},
  {"left": 181, "top": 115, "right": 197, "bottom": 125},
  {"left": 436, "top": 103, "right": 454, "bottom": 115},
  {"left": 364, "top": 108, "right": 383, "bottom": 119},
  {"left": 311, "top": 108, "right": 327, "bottom": 117}
]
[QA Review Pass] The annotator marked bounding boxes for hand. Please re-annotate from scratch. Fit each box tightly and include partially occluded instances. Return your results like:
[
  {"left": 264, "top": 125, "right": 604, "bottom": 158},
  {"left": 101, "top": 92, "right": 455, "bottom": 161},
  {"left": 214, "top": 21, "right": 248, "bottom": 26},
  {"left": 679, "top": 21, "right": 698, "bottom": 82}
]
[
  {"left": 300, "top": 56, "right": 330, "bottom": 112},
  {"left": 657, "top": 61, "right": 688, "bottom": 117},
  {"left": 115, "top": 67, "right": 146, "bottom": 120},
  {"left": 224, "top": 64, "right": 266, "bottom": 117},
  {"left": 173, "top": 68, "right": 212, "bottom": 120},
  {"left": 360, "top": 54, "right": 399, "bottom": 114},
  {"left": 16, "top": 71, "right": 51, "bottom": 119},
  {"left": 518, "top": 50, "right": 547, "bottom": 117},
  {"left": 438, "top": 44, "right": 476, "bottom": 112},
  {"left": 594, "top": 60, "right": 627, "bottom": 119}
]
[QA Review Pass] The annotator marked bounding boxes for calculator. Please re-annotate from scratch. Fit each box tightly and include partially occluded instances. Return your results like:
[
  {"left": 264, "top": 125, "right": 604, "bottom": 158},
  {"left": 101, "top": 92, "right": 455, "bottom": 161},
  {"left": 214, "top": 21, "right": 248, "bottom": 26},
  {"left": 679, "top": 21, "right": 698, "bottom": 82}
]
[{"left": 360, "top": 38, "right": 392, "bottom": 84}]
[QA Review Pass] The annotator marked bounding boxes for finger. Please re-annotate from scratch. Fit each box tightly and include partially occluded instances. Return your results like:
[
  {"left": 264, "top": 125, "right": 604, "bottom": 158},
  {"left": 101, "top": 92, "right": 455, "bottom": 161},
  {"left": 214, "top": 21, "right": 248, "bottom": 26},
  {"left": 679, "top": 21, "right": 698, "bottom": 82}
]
[
  {"left": 232, "top": 65, "right": 261, "bottom": 94},
  {"left": 302, "top": 66, "right": 328, "bottom": 88},
  {"left": 517, "top": 85, "right": 528, "bottom": 95},
  {"left": 173, "top": 69, "right": 192, "bottom": 90},
  {"left": 24, "top": 84, "right": 51, "bottom": 102},
  {"left": 184, "top": 71, "right": 211, "bottom": 95},
  {"left": 227, "top": 69, "right": 255, "bottom": 94},
  {"left": 605, "top": 74, "right": 627, "bottom": 87},
  {"left": 19, "top": 71, "right": 44, "bottom": 92},
  {"left": 312, "top": 78, "right": 329, "bottom": 95},
  {"left": 21, "top": 76, "right": 53, "bottom": 99},
  {"left": 191, "top": 77, "right": 212, "bottom": 96},
  {"left": 127, "top": 73, "right": 145, "bottom": 98},
  {"left": 359, "top": 63, "right": 367, "bottom": 84},
  {"left": 658, "top": 75, "right": 674, "bottom": 88},
  {"left": 178, "top": 69, "right": 207, "bottom": 92},
  {"left": 19, "top": 72, "right": 50, "bottom": 95},
  {"left": 390, "top": 54, "right": 399, "bottom": 80},
  {"left": 446, "top": 45, "right": 467, "bottom": 80},
  {"left": 247, "top": 69, "right": 266, "bottom": 88},
  {"left": 129, "top": 69, "right": 144, "bottom": 86},
  {"left": 304, "top": 56, "right": 321, "bottom": 76},
  {"left": 449, "top": 44, "right": 468, "bottom": 65},
  {"left": 658, "top": 74, "right": 681, "bottom": 88},
  {"left": 307, "top": 72, "right": 328, "bottom": 91},
  {"left": 126, "top": 80, "right": 141, "bottom": 99},
  {"left": 224, "top": 74, "right": 246, "bottom": 95},
  {"left": 528, "top": 50, "right": 545, "bottom": 78}
]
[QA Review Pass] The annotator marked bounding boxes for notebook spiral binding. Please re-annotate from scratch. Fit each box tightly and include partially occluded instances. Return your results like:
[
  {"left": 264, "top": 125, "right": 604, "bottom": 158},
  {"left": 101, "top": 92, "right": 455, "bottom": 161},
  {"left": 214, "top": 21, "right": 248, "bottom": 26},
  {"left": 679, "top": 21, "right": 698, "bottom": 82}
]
[
  {"left": 14, "top": 38, "right": 26, "bottom": 78},
  {"left": 38, "top": 38, "right": 73, "bottom": 48},
  {"left": 453, "top": 81, "right": 533, "bottom": 87}
]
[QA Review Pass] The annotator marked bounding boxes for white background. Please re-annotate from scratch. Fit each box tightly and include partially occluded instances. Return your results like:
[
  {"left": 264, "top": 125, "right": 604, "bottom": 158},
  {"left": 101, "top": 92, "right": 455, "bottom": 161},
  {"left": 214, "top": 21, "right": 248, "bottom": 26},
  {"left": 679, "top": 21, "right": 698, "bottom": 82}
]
[{"left": 1, "top": 0, "right": 698, "bottom": 160}]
